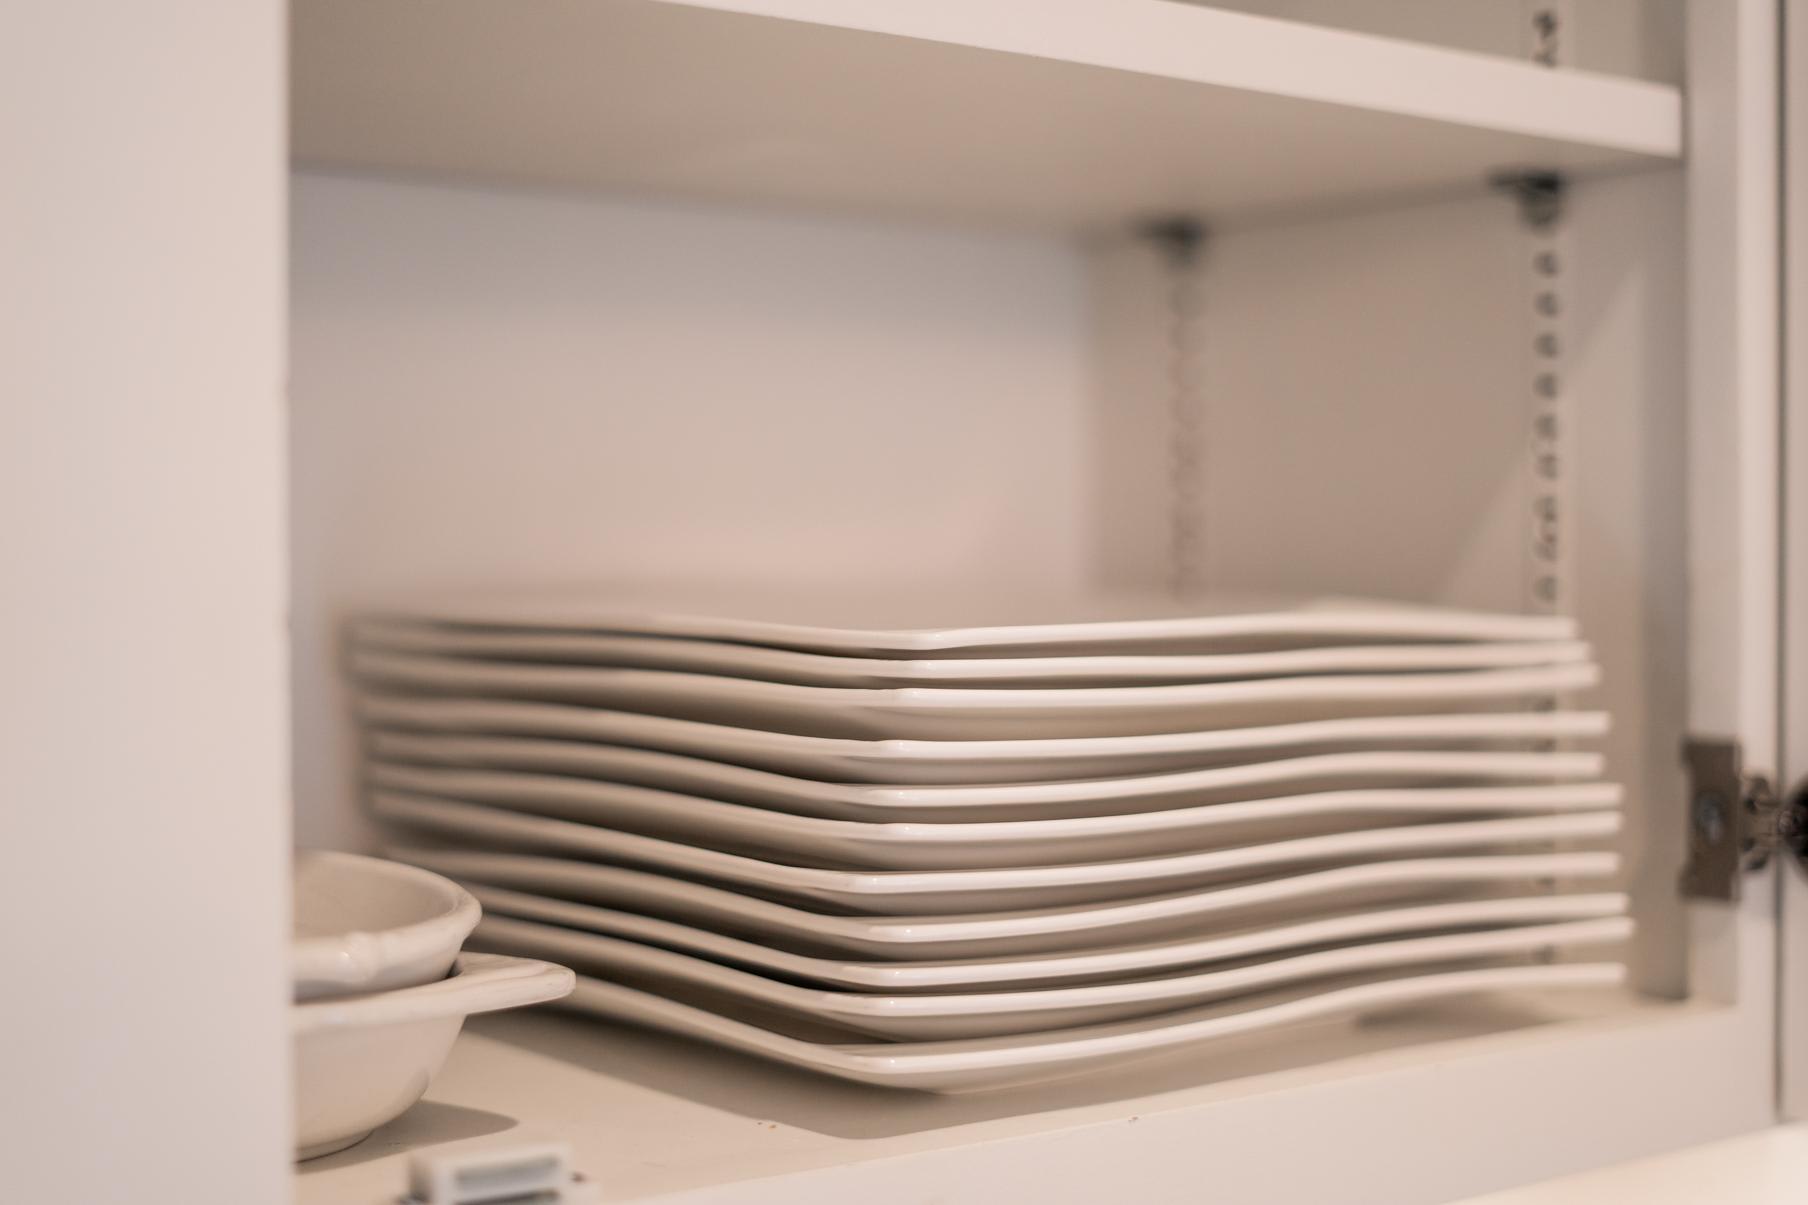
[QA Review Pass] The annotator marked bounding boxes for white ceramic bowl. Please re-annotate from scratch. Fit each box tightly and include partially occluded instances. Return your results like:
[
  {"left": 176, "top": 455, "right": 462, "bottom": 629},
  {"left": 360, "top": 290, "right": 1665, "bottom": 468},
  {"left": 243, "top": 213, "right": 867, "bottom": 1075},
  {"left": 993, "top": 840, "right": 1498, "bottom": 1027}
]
[
  {"left": 292, "top": 850, "right": 481, "bottom": 1001},
  {"left": 292, "top": 951, "right": 575, "bottom": 1160}
]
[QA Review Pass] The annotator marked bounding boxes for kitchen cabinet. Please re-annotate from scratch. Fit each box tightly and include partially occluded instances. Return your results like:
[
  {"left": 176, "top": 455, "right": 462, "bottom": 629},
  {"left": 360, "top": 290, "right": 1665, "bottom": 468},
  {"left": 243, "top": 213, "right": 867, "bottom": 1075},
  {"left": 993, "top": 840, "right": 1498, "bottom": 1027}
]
[{"left": 5, "top": 3, "right": 1801, "bottom": 1202}]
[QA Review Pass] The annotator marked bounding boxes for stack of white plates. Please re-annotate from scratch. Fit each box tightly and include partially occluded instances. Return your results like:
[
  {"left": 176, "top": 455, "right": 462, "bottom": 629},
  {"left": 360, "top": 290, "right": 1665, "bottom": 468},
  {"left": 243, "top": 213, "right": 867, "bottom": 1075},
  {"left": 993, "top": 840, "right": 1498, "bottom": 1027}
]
[{"left": 351, "top": 590, "right": 1630, "bottom": 1093}]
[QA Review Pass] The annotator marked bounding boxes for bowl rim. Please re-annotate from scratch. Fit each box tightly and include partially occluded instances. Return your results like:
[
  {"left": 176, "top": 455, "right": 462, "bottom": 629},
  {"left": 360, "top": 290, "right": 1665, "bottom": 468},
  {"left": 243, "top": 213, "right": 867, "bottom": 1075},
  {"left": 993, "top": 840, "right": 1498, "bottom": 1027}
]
[
  {"left": 292, "top": 951, "right": 575, "bottom": 1033},
  {"left": 292, "top": 849, "right": 482, "bottom": 996}
]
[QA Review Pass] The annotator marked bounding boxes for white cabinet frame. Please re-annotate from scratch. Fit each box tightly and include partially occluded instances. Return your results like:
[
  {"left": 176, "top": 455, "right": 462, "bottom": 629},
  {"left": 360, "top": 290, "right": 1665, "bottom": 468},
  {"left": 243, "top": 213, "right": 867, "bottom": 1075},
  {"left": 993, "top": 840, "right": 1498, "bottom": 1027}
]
[
  {"left": 3, "top": 3, "right": 291, "bottom": 1203},
  {"left": 4, "top": 0, "right": 1787, "bottom": 1200}
]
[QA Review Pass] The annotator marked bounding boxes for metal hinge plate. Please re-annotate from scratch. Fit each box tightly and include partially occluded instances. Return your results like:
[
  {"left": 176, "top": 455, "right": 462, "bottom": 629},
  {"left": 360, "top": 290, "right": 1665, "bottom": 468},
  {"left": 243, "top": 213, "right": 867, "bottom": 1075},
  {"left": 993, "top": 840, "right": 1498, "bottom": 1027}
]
[{"left": 1679, "top": 737, "right": 1800, "bottom": 901}]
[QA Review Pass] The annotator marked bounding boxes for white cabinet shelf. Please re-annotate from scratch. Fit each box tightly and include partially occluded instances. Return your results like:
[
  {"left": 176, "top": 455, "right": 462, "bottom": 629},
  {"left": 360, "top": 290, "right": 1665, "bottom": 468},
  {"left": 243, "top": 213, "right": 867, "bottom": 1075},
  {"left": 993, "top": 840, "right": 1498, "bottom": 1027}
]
[
  {"left": 293, "top": 990, "right": 1768, "bottom": 1205},
  {"left": 292, "top": 0, "right": 1682, "bottom": 229}
]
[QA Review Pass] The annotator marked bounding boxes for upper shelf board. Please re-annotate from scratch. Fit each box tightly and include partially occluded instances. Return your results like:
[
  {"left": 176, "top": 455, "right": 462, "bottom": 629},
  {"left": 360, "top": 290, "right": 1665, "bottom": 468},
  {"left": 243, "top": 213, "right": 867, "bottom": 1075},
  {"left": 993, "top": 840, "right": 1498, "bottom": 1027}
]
[{"left": 292, "top": 0, "right": 1683, "bottom": 230}]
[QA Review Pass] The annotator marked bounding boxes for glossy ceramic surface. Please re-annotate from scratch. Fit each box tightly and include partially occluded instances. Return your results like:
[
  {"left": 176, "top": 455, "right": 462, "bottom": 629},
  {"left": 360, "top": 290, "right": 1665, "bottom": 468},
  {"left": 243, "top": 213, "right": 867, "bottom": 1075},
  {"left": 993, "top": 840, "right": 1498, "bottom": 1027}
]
[
  {"left": 473, "top": 913, "right": 1631, "bottom": 1038},
  {"left": 352, "top": 650, "right": 1599, "bottom": 740},
  {"left": 366, "top": 761, "right": 1622, "bottom": 869},
  {"left": 390, "top": 847, "right": 1622, "bottom": 960},
  {"left": 359, "top": 696, "right": 1610, "bottom": 784},
  {"left": 366, "top": 733, "right": 1608, "bottom": 822},
  {"left": 465, "top": 882, "right": 1630, "bottom": 989},
  {"left": 355, "top": 618, "right": 1591, "bottom": 686},
  {"left": 372, "top": 792, "right": 1622, "bottom": 914},
  {"left": 291, "top": 850, "right": 481, "bottom": 1001},
  {"left": 363, "top": 590, "right": 1579, "bottom": 656},
  {"left": 292, "top": 952, "right": 574, "bottom": 1159},
  {"left": 552, "top": 962, "right": 1626, "bottom": 1092}
]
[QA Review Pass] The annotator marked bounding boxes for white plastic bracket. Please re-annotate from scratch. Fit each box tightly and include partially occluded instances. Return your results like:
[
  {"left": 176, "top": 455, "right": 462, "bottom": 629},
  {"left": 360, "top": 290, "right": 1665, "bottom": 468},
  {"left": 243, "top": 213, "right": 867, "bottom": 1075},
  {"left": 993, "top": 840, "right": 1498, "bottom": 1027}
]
[{"left": 400, "top": 1140, "right": 600, "bottom": 1205}]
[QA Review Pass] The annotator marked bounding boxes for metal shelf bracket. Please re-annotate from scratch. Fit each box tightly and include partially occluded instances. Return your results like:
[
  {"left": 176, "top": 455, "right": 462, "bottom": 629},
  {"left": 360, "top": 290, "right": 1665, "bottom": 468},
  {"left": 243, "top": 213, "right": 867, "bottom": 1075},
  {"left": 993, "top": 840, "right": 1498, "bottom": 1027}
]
[{"left": 1490, "top": 170, "right": 1567, "bottom": 229}]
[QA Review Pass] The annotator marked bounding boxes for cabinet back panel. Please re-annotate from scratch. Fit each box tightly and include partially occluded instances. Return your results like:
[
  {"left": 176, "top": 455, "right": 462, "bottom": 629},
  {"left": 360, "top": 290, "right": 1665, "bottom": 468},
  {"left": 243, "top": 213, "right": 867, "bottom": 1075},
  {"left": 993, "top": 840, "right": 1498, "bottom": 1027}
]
[
  {"left": 291, "top": 173, "right": 1096, "bottom": 850},
  {"left": 291, "top": 168, "right": 1685, "bottom": 994}
]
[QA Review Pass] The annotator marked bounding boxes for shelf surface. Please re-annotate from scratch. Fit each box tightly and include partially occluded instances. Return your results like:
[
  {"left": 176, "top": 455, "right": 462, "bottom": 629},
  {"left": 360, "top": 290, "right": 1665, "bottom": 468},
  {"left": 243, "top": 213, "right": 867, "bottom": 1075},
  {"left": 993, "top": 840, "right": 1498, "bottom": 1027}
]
[
  {"left": 1456, "top": 1124, "right": 1808, "bottom": 1205},
  {"left": 292, "top": 0, "right": 1682, "bottom": 230},
  {"left": 295, "top": 989, "right": 1763, "bottom": 1204}
]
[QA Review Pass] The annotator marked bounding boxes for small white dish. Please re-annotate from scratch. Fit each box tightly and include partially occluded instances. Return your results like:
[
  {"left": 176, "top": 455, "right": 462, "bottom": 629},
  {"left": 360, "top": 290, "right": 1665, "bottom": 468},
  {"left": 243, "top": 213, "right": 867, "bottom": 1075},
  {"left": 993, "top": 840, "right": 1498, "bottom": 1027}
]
[
  {"left": 367, "top": 733, "right": 1608, "bottom": 822},
  {"left": 364, "top": 589, "right": 1578, "bottom": 656},
  {"left": 371, "top": 791, "right": 1622, "bottom": 913},
  {"left": 359, "top": 695, "right": 1610, "bottom": 784},
  {"left": 291, "top": 850, "right": 481, "bottom": 1001},
  {"left": 366, "top": 762, "right": 1623, "bottom": 870},
  {"left": 352, "top": 650, "right": 1599, "bottom": 740},
  {"left": 292, "top": 951, "right": 574, "bottom": 1160},
  {"left": 473, "top": 913, "right": 1631, "bottom": 1039},
  {"left": 465, "top": 882, "right": 1631, "bottom": 989},
  {"left": 553, "top": 962, "right": 1625, "bottom": 1092},
  {"left": 390, "top": 847, "right": 1621, "bottom": 960},
  {"left": 355, "top": 619, "right": 1592, "bottom": 687}
]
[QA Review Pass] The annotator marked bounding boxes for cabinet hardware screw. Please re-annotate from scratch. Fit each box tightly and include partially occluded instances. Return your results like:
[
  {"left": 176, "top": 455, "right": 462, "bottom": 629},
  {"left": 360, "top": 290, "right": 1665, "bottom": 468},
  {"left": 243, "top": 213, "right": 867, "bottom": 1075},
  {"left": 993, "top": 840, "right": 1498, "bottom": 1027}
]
[{"left": 1692, "top": 792, "right": 1728, "bottom": 847}]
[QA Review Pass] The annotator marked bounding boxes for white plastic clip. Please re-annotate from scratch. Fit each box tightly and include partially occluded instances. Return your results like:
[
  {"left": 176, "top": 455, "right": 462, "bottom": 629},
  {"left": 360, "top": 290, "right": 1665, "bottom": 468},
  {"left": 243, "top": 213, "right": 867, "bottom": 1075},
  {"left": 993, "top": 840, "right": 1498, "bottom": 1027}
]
[{"left": 401, "top": 1140, "right": 599, "bottom": 1204}]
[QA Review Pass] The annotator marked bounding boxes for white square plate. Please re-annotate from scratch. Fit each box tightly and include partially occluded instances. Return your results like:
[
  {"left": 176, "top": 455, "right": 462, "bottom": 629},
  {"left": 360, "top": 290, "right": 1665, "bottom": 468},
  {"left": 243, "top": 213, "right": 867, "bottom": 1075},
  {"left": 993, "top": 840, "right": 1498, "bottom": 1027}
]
[
  {"left": 548, "top": 962, "right": 1626, "bottom": 1092},
  {"left": 463, "top": 881, "right": 1630, "bottom": 991},
  {"left": 471, "top": 913, "right": 1631, "bottom": 1039},
  {"left": 366, "top": 732, "right": 1608, "bottom": 822},
  {"left": 352, "top": 650, "right": 1598, "bottom": 740},
  {"left": 364, "top": 589, "right": 1578, "bottom": 657},
  {"left": 359, "top": 696, "right": 1610, "bottom": 784},
  {"left": 354, "top": 619, "right": 1591, "bottom": 687},
  {"left": 366, "top": 762, "right": 1622, "bottom": 869},
  {"left": 371, "top": 792, "right": 1621, "bottom": 913},
  {"left": 390, "top": 847, "right": 1622, "bottom": 960}
]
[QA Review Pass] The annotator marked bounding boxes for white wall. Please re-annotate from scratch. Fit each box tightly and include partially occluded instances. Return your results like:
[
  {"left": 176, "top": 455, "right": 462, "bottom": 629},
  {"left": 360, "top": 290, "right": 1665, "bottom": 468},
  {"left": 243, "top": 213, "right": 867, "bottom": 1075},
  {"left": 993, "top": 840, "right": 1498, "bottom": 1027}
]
[
  {"left": 0, "top": 4, "right": 291, "bottom": 1202},
  {"left": 291, "top": 172, "right": 1096, "bottom": 850}
]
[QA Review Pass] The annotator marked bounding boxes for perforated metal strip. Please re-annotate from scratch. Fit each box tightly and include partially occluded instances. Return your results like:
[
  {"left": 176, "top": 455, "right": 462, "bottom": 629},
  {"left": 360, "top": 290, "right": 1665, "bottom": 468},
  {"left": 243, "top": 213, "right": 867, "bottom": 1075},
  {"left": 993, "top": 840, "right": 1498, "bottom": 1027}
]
[
  {"left": 1144, "top": 219, "right": 1210, "bottom": 602},
  {"left": 1523, "top": 0, "right": 1579, "bottom": 926},
  {"left": 1527, "top": 199, "right": 1572, "bottom": 619},
  {"left": 1524, "top": 1, "right": 1574, "bottom": 618}
]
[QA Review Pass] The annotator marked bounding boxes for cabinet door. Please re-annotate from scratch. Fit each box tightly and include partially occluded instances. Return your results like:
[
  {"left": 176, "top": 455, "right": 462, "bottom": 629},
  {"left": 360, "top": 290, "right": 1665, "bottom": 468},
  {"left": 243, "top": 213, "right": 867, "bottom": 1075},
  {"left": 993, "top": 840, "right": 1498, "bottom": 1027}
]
[
  {"left": 1783, "top": 0, "right": 1808, "bottom": 1122},
  {"left": 0, "top": 3, "right": 290, "bottom": 1202}
]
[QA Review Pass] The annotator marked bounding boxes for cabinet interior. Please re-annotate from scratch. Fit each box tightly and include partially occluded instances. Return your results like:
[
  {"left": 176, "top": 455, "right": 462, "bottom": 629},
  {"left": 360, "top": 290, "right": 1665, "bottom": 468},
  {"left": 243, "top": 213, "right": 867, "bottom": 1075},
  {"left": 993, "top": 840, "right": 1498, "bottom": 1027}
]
[{"left": 289, "top": 0, "right": 1723, "bottom": 1195}]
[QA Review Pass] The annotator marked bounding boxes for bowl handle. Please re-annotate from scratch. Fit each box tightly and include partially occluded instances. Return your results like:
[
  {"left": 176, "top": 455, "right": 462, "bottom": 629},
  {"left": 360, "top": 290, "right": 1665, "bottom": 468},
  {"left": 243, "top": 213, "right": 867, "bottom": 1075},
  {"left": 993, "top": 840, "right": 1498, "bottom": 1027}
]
[{"left": 294, "top": 952, "right": 575, "bottom": 1033}]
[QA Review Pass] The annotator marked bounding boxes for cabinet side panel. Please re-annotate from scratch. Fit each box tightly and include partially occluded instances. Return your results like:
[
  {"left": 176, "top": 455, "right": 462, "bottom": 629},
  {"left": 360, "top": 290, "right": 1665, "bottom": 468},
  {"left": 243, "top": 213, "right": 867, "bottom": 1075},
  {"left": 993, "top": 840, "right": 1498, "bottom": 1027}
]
[{"left": 0, "top": 4, "right": 291, "bottom": 1201}]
